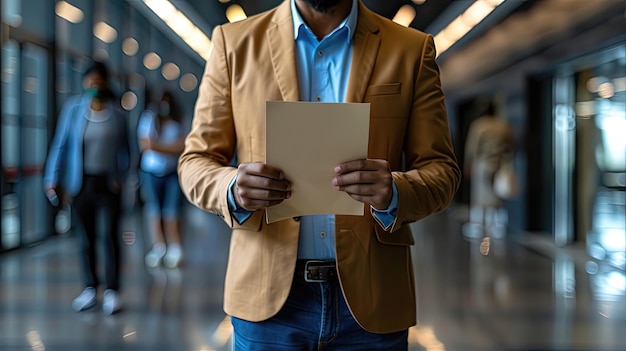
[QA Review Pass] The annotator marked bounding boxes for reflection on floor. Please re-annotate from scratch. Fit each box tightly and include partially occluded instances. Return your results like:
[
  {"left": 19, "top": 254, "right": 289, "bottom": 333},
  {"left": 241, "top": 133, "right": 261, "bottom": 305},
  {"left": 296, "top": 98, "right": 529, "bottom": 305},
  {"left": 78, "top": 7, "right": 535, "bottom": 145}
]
[{"left": 1, "top": 204, "right": 625, "bottom": 351}]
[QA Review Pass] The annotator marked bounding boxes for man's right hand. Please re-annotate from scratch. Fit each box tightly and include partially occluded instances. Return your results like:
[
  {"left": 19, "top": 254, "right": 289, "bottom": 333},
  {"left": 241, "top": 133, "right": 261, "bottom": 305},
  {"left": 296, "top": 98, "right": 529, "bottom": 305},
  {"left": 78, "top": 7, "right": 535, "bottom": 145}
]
[{"left": 234, "top": 162, "right": 291, "bottom": 212}]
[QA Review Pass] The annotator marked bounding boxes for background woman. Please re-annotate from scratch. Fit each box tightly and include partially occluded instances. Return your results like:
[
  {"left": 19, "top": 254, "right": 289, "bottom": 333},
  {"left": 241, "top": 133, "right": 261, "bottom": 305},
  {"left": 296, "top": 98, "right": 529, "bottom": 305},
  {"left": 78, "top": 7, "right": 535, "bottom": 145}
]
[
  {"left": 44, "top": 61, "right": 130, "bottom": 315},
  {"left": 137, "top": 91, "right": 187, "bottom": 269}
]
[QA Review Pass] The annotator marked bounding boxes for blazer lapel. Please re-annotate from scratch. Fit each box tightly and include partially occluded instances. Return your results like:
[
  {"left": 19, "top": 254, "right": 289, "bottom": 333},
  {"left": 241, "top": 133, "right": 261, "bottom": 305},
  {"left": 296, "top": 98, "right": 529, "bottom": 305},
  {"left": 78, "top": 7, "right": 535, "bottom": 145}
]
[
  {"left": 345, "top": 2, "right": 380, "bottom": 103},
  {"left": 267, "top": 1, "right": 300, "bottom": 102}
]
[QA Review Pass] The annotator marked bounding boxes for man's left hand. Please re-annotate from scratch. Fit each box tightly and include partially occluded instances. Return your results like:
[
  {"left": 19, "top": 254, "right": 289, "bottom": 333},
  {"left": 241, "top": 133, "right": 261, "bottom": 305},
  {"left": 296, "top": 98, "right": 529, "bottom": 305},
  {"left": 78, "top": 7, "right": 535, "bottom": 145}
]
[{"left": 332, "top": 159, "right": 393, "bottom": 210}]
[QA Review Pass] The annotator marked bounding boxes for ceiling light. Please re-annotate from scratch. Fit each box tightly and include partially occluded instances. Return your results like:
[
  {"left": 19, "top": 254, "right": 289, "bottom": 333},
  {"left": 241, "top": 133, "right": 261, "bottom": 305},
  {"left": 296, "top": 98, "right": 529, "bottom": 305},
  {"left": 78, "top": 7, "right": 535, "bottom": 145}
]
[
  {"left": 162, "top": 62, "right": 180, "bottom": 80},
  {"left": 143, "top": 52, "right": 162, "bottom": 70},
  {"left": 443, "top": 17, "right": 472, "bottom": 42},
  {"left": 122, "top": 37, "right": 139, "bottom": 56},
  {"left": 226, "top": 4, "right": 247, "bottom": 23},
  {"left": 143, "top": 0, "right": 213, "bottom": 61},
  {"left": 434, "top": 0, "right": 506, "bottom": 57},
  {"left": 121, "top": 91, "right": 138, "bottom": 111},
  {"left": 462, "top": 1, "right": 495, "bottom": 27},
  {"left": 485, "top": 0, "right": 505, "bottom": 6},
  {"left": 94, "top": 21, "right": 117, "bottom": 43},
  {"left": 412, "top": 0, "right": 426, "bottom": 4},
  {"left": 56, "top": 1, "right": 84, "bottom": 24},
  {"left": 143, "top": 0, "right": 177, "bottom": 20},
  {"left": 180, "top": 73, "right": 198, "bottom": 92},
  {"left": 392, "top": 5, "right": 416, "bottom": 27},
  {"left": 598, "top": 82, "right": 615, "bottom": 99}
]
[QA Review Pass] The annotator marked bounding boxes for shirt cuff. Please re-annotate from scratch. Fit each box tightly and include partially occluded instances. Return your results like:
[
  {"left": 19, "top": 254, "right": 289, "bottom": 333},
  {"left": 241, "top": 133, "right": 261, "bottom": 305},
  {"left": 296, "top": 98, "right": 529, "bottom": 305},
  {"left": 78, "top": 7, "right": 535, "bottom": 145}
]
[
  {"left": 228, "top": 175, "right": 253, "bottom": 224},
  {"left": 371, "top": 181, "right": 399, "bottom": 231}
]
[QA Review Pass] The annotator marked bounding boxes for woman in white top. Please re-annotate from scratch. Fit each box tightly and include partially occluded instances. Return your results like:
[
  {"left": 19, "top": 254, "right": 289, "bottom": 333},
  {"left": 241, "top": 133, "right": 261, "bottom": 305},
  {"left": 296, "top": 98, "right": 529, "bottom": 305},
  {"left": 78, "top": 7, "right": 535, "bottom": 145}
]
[{"left": 137, "top": 91, "right": 186, "bottom": 268}]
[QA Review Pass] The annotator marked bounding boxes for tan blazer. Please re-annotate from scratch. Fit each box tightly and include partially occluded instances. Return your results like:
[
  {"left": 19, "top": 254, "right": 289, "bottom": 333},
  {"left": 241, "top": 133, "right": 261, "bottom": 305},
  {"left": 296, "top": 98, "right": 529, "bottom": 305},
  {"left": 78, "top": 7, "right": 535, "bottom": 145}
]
[{"left": 178, "top": 0, "right": 460, "bottom": 333}]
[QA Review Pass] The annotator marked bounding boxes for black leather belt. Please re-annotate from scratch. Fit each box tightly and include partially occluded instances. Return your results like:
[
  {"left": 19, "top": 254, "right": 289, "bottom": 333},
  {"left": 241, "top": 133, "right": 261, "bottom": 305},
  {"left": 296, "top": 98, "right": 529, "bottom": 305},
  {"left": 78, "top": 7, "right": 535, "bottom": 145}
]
[{"left": 295, "top": 260, "right": 337, "bottom": 283}]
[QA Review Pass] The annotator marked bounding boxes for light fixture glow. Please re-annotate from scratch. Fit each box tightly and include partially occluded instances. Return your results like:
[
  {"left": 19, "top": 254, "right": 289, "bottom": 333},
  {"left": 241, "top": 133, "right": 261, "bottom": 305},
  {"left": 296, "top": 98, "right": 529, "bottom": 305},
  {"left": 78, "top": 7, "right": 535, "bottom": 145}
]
[
  {"left": 143, "top": 0, "right": 213, "bottom": 61},
  {"left": 121, "top": 91, "right": 138, "bottom": 111},
  {"left": 485, "top": 0, "right": 505, "bottom": 6},
  {"left": 122, "top": 38, "right": 139, "bottom": 56},
  {"left": 462, "top": 1, "right": 494, "bottom": 27},
  {"left": 94, "top": 21, "right": 118, "bottom": 43},
  {"left": 162, "top": 62, "right": 180, "bottom": 80},
  {"left": 587, "top": 77, "right": 601, "bottom": 93},
  {"left": 226, "top": 4, "right": 247, "bottom": 23},
  {"left": 443, "top": 17, "right": 472, "bottom": 42},
  {"left": 598, "top": 82, "right": 615, "bottom": 99},
  {"left": 434, "top": 0, "right": 506, "bottom": 57},
  {"left": 212, "top": 316, "right": 233, "bottom": 347},
  {"left": 180, "top": 73, "right": 198, "bottom": 92},
  {"left": 143, "top": 52, "right": 162, "bottom": 70},
  {"left": 392, "top": 5, "right": 416, "bottom": 27},
  {"left": 55, "top": 1, "right": 84, "bottom": 23}
]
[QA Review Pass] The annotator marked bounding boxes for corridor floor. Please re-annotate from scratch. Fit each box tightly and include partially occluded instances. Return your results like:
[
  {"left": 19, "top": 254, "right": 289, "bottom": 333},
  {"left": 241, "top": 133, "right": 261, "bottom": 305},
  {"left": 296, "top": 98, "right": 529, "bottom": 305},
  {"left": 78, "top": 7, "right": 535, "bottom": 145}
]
[{"left": 1, "top": 205, "right": 625, "bottom": 351}]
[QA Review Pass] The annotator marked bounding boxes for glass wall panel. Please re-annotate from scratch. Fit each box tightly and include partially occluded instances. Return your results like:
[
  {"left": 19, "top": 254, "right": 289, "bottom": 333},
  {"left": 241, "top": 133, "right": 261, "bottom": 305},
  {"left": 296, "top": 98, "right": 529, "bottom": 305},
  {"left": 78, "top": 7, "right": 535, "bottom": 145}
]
[
  {"left": 1, "top": 39, "right": 21, "bottom": 250},
  {"left": 20, "top": 43, "right": 49, "bottom": 245}
]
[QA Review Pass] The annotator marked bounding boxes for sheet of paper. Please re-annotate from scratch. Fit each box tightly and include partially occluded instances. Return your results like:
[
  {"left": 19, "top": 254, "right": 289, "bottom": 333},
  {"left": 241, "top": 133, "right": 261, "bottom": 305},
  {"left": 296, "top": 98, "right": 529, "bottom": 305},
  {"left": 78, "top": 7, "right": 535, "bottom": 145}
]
[{"left": 265, "top": 101, "right": 370, "bottom": 223}]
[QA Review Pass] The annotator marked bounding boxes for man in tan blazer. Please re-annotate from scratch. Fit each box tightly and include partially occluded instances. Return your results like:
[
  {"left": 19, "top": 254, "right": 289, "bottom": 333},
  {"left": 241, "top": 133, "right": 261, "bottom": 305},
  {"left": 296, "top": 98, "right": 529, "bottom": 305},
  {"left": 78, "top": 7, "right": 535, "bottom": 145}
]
[{"left": 179, "top": 0, "right": 460, "bottom": 348}]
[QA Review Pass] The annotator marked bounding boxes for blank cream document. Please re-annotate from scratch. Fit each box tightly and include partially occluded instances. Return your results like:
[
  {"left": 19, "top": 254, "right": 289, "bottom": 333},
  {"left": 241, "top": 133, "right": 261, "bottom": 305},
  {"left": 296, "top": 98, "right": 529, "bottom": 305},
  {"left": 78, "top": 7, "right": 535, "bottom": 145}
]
[{"left": 265, "top": 101, "right": 370, "bottom": 223}]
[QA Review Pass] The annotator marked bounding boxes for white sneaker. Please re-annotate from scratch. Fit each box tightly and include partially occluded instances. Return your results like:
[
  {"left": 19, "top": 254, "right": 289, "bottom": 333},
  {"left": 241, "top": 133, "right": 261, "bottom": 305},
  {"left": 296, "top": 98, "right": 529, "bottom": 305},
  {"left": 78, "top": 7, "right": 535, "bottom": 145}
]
[
  {"left": 163, "top": 244, "right": 183, "bottom": 269},
  {"left": 102, "top": 289, "right": 122, "bottom": 315},
  {"left": 145, "top": 243, "right": 166, "bottom": 268},
  {"left": 72, "top": 287, "right": 97, "bottom": 312}
]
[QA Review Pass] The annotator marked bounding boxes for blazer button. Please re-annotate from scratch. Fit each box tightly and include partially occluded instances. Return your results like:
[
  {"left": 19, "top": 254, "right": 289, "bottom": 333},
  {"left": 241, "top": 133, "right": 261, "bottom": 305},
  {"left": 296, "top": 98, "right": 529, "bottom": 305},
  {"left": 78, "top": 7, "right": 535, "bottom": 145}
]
[{"left": 293, "top": 217, "right": 300, "bottom": 222}]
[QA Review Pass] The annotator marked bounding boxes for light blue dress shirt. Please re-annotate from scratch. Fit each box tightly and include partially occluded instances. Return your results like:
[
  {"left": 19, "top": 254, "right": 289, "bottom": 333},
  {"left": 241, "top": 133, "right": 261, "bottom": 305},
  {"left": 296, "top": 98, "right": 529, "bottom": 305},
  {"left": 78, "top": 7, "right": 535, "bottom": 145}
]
[{"left": 227, "top": 0, "right": 398, "bottom": 259}]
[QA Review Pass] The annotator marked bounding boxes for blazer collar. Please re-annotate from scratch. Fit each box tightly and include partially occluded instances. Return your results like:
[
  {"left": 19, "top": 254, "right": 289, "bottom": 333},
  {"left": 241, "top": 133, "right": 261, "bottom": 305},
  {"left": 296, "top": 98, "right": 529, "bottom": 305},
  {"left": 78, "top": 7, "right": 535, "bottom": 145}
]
[
  {"left": 268, "top": 1, "right": 300, "bottom": 101},
  {"left": 345, "top": 1, "right": 380, "bottom": 103}
]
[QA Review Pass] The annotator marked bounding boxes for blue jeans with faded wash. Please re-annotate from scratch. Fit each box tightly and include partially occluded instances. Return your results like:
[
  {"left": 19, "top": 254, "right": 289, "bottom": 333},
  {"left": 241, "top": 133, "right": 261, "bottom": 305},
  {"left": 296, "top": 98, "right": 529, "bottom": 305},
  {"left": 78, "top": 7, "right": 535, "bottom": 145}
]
[{"left": 231, "top": 271, "right": 408, "bottom": 351}]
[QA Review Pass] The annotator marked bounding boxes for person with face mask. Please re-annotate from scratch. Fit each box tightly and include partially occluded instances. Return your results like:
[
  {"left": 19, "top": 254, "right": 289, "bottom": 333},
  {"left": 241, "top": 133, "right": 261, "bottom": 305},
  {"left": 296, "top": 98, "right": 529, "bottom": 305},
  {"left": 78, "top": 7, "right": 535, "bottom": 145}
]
[
  {"left": 137, "top": 91, "right": 187, "bottom": 269},
  {"left": 44, "top": 61, "right": 130, "bottom": 315},
  {"left": 178, "top": 0, "right": 460, "bottom": 349}
]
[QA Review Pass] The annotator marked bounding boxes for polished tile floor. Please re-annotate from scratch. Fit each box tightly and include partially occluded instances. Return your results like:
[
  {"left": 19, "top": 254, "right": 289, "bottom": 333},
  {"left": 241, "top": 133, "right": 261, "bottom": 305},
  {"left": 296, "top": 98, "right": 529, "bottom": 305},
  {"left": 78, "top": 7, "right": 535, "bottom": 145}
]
[{"left": 1, "top": 204, "right": 625, "bottom": 351}]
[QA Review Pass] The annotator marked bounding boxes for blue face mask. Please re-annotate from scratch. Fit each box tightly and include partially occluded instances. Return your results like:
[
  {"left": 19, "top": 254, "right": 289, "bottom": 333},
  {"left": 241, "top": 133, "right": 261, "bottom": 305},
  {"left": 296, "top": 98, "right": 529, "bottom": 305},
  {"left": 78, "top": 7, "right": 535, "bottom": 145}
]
[
  {"left": 85, "top": 87, "right": 99, "bottom": 98},
  {"left": 85, "top": 87, "right": 110, "bottom": 101}
]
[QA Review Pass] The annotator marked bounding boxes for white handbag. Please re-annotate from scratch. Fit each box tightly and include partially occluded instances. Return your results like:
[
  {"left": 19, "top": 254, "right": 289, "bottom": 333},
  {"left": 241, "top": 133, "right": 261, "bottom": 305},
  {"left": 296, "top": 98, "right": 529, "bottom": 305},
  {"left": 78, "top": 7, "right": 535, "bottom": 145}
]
[{"left": 493, "top": 161, "right": 519, "bottom": 199}]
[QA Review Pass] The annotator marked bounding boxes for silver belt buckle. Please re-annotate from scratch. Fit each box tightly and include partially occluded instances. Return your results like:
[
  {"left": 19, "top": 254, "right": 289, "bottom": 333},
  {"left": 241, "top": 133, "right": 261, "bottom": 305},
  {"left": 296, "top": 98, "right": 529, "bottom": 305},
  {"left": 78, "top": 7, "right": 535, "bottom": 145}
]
[{"left": 304, "top": 260, "right": 335, "bottom": 283}]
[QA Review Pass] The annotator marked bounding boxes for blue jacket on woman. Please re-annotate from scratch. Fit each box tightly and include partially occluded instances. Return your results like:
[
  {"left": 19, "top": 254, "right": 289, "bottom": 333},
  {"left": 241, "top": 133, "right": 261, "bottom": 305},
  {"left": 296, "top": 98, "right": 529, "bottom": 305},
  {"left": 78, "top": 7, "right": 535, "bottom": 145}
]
[{"left": 44, "top": 93, "right": 130, "bottom": 197}]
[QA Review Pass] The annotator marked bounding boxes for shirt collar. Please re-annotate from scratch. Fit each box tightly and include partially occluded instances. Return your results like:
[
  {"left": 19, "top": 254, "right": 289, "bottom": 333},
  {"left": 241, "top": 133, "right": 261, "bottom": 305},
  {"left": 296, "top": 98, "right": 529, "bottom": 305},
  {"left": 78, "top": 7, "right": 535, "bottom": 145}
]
[{"left": 291, "top": 0, "right": 358, "bottom": 42}]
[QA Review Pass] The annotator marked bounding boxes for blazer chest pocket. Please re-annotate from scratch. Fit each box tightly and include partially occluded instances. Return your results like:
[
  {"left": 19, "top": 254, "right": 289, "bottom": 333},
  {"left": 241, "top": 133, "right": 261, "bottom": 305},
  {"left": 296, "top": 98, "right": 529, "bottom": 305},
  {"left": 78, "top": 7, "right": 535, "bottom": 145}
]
[
  {"left": 365, "top": 83, "right": 404, "bottom": 118},
  {"left": 366, "top": 83, "right": 401, "bottom": 96}
]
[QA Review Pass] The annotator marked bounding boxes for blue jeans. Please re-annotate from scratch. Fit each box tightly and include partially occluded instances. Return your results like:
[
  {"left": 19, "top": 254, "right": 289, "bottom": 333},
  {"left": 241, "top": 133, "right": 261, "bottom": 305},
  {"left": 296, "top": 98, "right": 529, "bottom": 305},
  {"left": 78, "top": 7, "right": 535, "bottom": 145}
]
[
  {"left": 231, "top": 274, "right": 408, "bottom": 350},
  {"left": 140, "top": 171, "right": 182, "bottom": 219}
]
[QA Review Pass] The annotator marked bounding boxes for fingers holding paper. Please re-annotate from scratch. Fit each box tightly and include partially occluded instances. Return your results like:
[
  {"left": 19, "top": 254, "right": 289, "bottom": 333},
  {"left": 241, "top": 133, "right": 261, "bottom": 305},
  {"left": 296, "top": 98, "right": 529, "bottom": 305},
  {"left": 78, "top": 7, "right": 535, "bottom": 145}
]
[
  {"left": 333, "top": 159, "right": 393, "bottom": 210},
  {"left": 234, "top": 162, "right": 292, "bottom": 211}
]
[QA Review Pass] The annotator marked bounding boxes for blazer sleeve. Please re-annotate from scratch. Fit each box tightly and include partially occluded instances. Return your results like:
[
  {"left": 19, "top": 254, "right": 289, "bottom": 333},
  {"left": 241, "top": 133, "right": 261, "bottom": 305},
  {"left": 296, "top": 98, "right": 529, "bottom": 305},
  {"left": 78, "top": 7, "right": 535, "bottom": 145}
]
[
  {"left": 389, "top": 35, "right": 461, "bottom": 232},
  {"left": 178, "top": 25, "right": 253, "bottom": 229}
]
